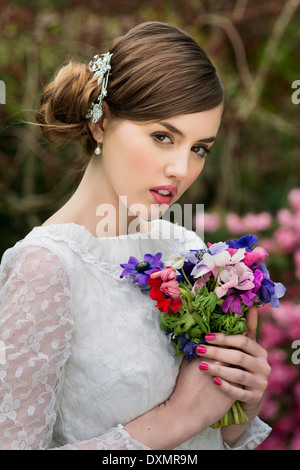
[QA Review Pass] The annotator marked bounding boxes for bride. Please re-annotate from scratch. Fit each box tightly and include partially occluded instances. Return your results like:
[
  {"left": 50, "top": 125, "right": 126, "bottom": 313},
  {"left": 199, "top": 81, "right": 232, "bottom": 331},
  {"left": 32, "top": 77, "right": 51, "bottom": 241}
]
[{"left": 0, "top": 21, "right": 271, "bottom": 450}]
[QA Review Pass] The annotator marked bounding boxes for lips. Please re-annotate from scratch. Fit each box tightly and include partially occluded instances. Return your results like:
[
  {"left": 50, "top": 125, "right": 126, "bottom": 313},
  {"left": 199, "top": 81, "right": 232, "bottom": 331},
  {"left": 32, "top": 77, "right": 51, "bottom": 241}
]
[{"left": 150, "top": 185, "right": 178, "bottom": 205}]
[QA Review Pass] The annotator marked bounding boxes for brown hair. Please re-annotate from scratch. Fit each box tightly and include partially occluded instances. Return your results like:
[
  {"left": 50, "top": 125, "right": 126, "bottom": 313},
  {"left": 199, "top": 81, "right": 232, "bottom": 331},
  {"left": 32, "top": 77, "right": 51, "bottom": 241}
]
[{"left": 36, "top": 21, "right": 224, "bottom": 156}]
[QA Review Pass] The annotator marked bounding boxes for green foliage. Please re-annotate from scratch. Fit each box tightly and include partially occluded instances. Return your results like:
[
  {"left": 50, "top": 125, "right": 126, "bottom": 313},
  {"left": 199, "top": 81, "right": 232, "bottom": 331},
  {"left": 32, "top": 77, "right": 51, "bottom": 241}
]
[{"left": 160, "top": 284, "right": 248, "bottom": 356}]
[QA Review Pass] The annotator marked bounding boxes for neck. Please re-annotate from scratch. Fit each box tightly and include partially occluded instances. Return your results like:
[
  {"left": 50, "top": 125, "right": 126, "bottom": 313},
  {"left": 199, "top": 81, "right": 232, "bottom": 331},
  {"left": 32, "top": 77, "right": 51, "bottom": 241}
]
[{"left": 45, "top": 157, "right": 152, "bottom": 238}]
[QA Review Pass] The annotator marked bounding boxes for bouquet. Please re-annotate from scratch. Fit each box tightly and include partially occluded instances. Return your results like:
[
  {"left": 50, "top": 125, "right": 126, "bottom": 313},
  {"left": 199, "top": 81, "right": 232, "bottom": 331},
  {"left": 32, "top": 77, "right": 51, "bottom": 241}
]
[{"left": 120, "top": 234, "right": 286, "bottom": 428}]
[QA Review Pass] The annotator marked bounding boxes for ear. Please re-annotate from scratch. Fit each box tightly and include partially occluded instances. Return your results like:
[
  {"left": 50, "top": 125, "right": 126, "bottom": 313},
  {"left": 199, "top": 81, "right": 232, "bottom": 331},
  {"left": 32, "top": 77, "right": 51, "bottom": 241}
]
[{"left": 87, "top": 102, "right": 111, "bottom": 143}]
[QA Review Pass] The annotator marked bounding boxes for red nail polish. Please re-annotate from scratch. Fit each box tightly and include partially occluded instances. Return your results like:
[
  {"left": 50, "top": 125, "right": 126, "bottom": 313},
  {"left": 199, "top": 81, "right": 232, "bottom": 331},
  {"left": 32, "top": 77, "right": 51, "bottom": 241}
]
[
  {"left": 205, "top": 334, "right": 216, "bottom": 341},
  {"left": 199, "top": 362, "right": 209, "bottom": 370},
  {"left": 196, "top": 345, "right": 207, "bottom": 354},
  {"left": 214, "top": 377, "right": 222, "bottom": 386}
]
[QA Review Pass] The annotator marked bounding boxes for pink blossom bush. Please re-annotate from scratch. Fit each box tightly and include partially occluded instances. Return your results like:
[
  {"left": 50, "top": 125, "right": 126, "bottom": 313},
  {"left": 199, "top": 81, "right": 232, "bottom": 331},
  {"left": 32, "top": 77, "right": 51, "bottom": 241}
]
[{"left": 225, "top": 212, "right": 272, "bottom": 234}]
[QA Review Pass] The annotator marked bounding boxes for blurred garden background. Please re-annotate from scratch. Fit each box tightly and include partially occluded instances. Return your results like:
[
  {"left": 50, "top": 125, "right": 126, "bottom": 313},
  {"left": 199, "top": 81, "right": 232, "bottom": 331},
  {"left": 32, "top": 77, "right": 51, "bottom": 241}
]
[{"left": 0, "top": 0, "right": 300, "bottom": 450}]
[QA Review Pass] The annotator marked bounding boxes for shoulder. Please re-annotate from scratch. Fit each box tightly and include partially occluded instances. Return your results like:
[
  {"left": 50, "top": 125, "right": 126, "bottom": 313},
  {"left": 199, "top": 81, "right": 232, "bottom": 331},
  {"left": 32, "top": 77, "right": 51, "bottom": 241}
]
[{"left": 0, "top": 227, "right": 74, "bottom": 289}]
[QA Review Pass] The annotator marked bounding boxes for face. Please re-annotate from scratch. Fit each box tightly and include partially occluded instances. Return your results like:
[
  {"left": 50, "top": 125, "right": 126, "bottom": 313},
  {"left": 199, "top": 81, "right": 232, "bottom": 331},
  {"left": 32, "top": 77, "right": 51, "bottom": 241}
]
[{"left": 93, "top": 105, "right": 223, "bottom": 228}]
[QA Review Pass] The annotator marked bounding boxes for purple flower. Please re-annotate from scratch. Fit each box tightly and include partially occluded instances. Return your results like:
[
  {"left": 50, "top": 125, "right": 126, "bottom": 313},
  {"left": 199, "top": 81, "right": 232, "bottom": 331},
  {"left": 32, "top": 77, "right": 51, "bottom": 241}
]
[
  {"left": 179, "top": 333, "right": 206, "bottom": 361},
  {"left": 188, "top": 242, "right": 229, "bottom": 278},
  {"left": 120, "top": 252, "right": 164, "bottom": 288},
  {"left": 227, "top": 234, "right": 258, "bottom": 252},
  {"left": 257, "top": 262, "right": 286, "bottom": 307}
]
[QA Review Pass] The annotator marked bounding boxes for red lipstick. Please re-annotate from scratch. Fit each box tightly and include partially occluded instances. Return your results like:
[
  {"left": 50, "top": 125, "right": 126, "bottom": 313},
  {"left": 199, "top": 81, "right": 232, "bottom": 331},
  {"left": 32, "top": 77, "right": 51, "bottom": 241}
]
[{"left": 150, "top": 185, "right": 178, "bottom": 205}]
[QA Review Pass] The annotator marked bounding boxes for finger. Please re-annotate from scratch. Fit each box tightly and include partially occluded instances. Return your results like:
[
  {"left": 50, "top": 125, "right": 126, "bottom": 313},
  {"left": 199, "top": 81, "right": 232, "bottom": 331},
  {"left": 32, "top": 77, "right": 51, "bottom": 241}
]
[
  {"left": 198, "top": 360, "right": 266, "bottom": 390},
  {"left": 245, "top": 306, "right": 258, "bottom": 341},
  {"left": 210, "top": 376, "right": 265, "bottom": 405},
  {"left": 202, "top": 333, "right": 265, "bottom": 359}
]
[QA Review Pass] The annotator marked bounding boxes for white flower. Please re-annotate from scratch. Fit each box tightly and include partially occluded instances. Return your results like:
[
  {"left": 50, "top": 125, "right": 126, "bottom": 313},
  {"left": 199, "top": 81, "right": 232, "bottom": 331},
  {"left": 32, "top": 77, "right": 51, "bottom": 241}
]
[
  {"left": 165, "top": 254, "right": 185, "bottom": 270},
  {"left": 194, "top": 248, "right": 246, "bottom": 278}
]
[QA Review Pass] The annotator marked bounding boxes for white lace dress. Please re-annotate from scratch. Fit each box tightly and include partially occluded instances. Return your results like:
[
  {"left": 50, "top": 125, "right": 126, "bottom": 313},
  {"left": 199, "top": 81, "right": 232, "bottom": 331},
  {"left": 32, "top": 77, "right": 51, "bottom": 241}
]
[{"left": 0, "top": 219, "right": 271, "bottom": 450}]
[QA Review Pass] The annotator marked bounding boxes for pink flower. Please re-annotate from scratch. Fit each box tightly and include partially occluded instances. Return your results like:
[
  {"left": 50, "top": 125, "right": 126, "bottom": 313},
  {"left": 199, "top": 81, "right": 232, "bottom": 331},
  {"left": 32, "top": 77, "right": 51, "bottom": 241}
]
[
  {"left": 225, "top": 212, "right": 272, "bottom": 234},
  {"left": 215, "top": 262, "right": 255, "bottom": 298},
  {"left": 291, "top": 431, "right": 300, "bottom": 451},
  {"left": 203, "top": 213, "right": 221, "bottom": 233},
  {"left": 150, "top": 267, "right": 181, "bottom": 299},
  {"left": 274, "top": 227, "right": 298, "bottom": 252},
  {"left": 243, "top": 246, "right": 268, "bottom": 268},
  {"left": 191, "top": 273, "right": 211, "bottom": 295},
  {"left": 288, "top": 188, "right": 300, "bottom": 213},
  {"left": 149, "top": 268, "right": 182, "bottom": 313},
  {"left": 225, "top": 213, "right": 245, "bottom": 234},
  {"left": 277, "top": 208, "right": 295, "bottom": 228},
  {"left": 294, "top": 250, "right": 300, "bottom": 279},
  {"left": 242, "top": 212, "right": 272, "bottom": 232}
]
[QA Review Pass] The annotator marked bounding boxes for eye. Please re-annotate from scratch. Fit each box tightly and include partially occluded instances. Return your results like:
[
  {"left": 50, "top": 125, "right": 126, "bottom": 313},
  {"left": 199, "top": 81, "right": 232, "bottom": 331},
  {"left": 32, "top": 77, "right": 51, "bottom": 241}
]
[
  {"left": 152, "top": 133, "right": 173, "bottom": 144},
  {"left": 192, "top": 145, "right": 211, "bottom": 158}
]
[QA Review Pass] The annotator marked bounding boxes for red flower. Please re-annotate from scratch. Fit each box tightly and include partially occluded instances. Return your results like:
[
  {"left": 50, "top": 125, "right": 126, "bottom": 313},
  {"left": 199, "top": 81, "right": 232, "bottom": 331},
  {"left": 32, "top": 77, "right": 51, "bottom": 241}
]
[{"left": 148, "top": 268, "right": 182, "bottom": 314}]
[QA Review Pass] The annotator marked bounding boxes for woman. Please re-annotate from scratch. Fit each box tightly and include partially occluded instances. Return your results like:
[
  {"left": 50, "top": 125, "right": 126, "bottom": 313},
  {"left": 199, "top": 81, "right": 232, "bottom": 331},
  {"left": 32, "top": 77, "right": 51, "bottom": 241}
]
[{"left": 0, "top": 21, "right": 271, "bottom": 450}]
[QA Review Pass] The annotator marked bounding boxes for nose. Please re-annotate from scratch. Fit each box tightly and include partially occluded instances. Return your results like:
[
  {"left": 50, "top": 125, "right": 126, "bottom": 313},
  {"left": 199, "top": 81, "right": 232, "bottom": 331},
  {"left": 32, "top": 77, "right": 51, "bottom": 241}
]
[{"left": 164, "top": 152, "right": 189, "bottom": 180}]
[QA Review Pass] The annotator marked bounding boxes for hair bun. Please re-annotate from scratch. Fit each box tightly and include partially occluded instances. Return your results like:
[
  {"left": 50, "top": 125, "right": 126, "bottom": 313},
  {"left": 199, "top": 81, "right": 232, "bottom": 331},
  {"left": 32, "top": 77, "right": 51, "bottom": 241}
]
[{"left": 36, "top": 61, "right": 97, "bottom": 154}]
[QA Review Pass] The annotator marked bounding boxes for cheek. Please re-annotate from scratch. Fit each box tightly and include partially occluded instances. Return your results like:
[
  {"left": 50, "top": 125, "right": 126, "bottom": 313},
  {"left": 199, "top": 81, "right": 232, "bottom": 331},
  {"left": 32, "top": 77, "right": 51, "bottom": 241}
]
[{"left": 123, "top": 144, "right": 154, "bottom": 175}]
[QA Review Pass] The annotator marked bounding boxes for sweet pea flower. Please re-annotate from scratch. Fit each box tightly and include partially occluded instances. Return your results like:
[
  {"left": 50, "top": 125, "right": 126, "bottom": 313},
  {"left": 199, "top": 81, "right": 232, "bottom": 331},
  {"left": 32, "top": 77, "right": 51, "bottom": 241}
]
[
  {"left": 186, "top": 242, "right": 228, "bottom": 266},
  {"left": 191, "top": 273, "right": 211, "bottom": 295},
  {"left": 227, "top": 234, "right": 258, "bottom": 251},
  {"left": 257, "top": 262, "right": 286, "bottom": 307},
  {"left": 215, "top": 262, "right": 255, "bottom": 298},
  {"left": 193, "top": 247, "right": 246, "bottom": 278},
  {"left": 243, "top": 246, "right": 269, "bottom": 268}
]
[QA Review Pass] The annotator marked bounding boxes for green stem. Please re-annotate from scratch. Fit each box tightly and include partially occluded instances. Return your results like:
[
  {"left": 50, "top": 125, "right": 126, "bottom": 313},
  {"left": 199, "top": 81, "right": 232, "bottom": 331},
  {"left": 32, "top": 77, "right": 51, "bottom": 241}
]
[
  {"left": 179, "top": 287, "right": 194, "bottom": 313},
  {"left": 180, "top": 268, "right": 193, "bottom": 288},
  {"left": 211, "top": 266, "right": 223, "bottom": 292}
]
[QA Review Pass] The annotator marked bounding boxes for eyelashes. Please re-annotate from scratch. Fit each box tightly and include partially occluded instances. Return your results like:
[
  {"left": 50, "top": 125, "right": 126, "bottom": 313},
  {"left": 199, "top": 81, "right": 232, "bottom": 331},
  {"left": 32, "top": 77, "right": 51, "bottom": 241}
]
[
  {"left": 151, "top": 132, "right": 211, "bottom": 158},
  {"left": 152, "top": 133, "right": 172, "bottom": 144}
]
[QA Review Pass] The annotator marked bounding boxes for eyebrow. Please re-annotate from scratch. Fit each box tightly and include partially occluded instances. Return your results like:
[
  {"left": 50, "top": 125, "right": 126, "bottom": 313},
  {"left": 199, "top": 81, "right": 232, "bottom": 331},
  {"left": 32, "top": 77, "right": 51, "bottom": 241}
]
[{"left": 158, "top": 121, "right": 216, "bottom": 143}]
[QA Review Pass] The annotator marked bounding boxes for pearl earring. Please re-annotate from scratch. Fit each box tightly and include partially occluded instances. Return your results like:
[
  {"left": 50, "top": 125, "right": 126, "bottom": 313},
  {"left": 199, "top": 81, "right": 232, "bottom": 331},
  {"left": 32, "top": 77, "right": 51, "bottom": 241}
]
[{"left": 94, "top": 142, "right": 101, "bottom": 155}]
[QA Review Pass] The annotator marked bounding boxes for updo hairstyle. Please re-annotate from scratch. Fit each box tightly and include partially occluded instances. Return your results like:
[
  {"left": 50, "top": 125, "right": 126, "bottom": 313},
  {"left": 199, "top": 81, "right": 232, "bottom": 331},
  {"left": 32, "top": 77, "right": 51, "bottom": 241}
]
[{"left": 36, "top": 21, "right": 224, "bottom": 157}]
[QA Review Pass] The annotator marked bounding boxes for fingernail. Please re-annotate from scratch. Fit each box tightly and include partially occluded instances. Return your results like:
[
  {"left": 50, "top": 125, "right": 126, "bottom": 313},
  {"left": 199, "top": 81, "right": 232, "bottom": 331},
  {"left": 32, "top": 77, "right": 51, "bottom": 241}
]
[
  {"left": 199, "top": 362, "right": 209, "bottom": 370},
  {"left": 205, "top": 334, "right": 216, "bottom": 341},
  {"left": 196, "top": 345, "right": 207, "bottom": 354},
  {"left": 214, "top": 377, "right": 222, "bottom": 386}
]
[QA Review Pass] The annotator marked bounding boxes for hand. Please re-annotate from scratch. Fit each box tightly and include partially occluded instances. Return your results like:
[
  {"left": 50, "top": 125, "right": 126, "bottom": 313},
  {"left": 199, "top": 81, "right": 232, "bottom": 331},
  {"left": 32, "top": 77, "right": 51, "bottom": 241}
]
[
  {"left": 196, "top": 307, "right": 271, "bottom": 421},
  {"left": 168, "top": 355, "right": 235, "bottom": 439},
  {"left": 125, "top": 354, "right": 236, "bottom": 449}
]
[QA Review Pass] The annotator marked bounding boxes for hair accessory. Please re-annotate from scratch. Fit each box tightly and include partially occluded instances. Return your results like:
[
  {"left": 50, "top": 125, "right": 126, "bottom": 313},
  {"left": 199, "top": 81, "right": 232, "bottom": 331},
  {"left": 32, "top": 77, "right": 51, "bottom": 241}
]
[
  {"left": 94, "top": 142, "right": 101, "bottom": 155},
  {"left": 86, "top": 52, "right": 113, "bottom": 124}
]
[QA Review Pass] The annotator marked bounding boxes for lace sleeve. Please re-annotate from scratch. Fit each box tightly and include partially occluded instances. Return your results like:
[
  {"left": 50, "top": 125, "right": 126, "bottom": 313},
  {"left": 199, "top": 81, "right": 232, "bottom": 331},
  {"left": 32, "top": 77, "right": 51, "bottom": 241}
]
[{"left": 0, "top": 245, "right": 149, "bottom": 450}]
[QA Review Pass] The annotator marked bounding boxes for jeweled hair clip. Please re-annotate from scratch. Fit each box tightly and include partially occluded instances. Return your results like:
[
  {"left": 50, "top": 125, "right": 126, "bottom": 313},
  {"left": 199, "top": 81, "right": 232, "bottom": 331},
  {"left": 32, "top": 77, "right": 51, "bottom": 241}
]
[{"left": 85, "top": 52, "right": 113, "bottom": 124}]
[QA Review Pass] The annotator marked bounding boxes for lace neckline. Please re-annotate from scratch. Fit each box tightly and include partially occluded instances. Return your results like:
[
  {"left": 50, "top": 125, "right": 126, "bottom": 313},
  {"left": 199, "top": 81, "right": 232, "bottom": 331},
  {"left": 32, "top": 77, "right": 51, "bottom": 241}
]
[{"left": 21, "top": 219, "right": 185, "bottom": 274}]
